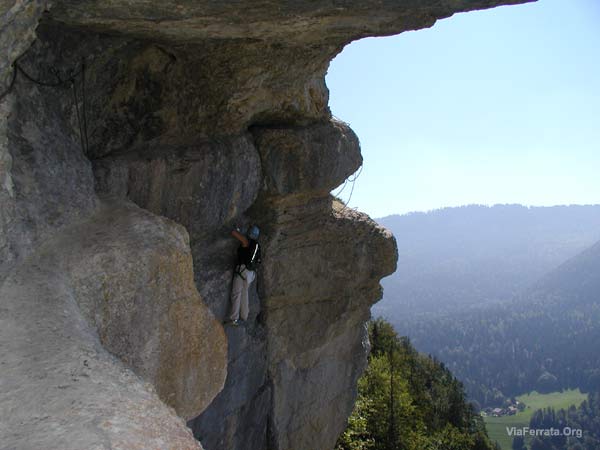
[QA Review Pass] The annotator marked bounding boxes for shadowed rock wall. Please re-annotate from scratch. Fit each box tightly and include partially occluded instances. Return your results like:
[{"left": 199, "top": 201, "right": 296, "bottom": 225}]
[
  {"left": 0, "top": 17, "right": 227, "bottom": 450},
  {"left": 1, "top": 0, "right": 533, "bottom": 449}
]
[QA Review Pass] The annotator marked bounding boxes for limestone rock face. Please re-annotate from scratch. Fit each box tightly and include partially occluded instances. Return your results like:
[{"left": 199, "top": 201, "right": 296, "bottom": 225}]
[
  {"left": 0, "top": 0, "right": 48, "bottom": 92},
  {"left": 252, "top": 121, "right": 362, "bottom": 197},
  {"left": 186, "top": 120, "right": 392, "bottom": 450},
  {"left": 0, "top": 200, "right": 223, "bottom": 449},
  {"left": 62, "top": 201, "right": 227, "bottom": 420},
  {"left": 47, "top": 0, "right": 533, "bottom": 44},
  {"left": 250, "top": 123, "right": 397, "bottom": 450},
  {"left": 93, "top": 135, "right": 261, "bottom": 235},
  {"left": 265, "top": 204, "right": 396, "bottom": 450},
  {"left": 0, "top": 23, "right": 99, "bottom": 275},
  {"left": 1, "top": 0, "right": 533, "bottom": 449},
  {"left": 1, "top": 18, "right": 227, "bottom": 450}
]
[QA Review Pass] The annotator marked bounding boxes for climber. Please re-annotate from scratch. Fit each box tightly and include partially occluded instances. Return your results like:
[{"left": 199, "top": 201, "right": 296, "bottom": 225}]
[{"left": 224, "top": 225, "right": 262, "bottom": 326}]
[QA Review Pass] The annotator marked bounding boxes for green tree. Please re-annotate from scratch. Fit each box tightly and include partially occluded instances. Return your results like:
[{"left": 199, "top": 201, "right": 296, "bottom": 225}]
[{"left": 337, "top": 318, "right": 496, "bottom": 450}]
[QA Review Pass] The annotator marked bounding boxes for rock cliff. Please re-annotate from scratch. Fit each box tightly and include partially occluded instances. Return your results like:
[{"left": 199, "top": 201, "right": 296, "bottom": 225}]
[{"left": 1, "top": 1, "right": 532, "bottom": 449}]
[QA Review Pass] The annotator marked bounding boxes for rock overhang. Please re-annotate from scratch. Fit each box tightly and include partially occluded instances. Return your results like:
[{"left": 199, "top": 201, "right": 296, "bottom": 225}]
[
  {"left": 3, "top": 1, "right": 537, "bottom": 135},
  {"left": 45, "top": 0, "right": 537, "bottom": 46}
]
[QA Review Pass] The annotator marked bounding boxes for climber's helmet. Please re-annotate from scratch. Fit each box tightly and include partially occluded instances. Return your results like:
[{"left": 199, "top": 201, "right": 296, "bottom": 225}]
[{"left": 248, "top": 225, "right": 260, "bottom": 240}]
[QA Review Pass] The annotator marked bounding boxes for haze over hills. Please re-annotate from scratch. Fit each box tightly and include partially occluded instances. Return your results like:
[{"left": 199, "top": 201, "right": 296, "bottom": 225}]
[
  {"left": 375, "top": 204, "right": 600, "bottom": 321},
  {"left": 407, "top": 237, "right": 600, "bottom": 406},
  {"left": 528, "top": 238, "right": 600, "bottom": 306},
  {"left": 374, "top": 204, "right": 600, "bottom": 407}
]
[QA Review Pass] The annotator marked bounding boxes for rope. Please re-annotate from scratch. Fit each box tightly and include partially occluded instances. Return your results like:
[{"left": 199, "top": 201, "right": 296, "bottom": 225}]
[
  {"left": 330, "top": 114, "right": 363, "bottom": 209},
  {"left": 344, "top": 164, "right": 363, "bottom": 206},
  {"left": 336, "top": 164, "right": 363, "bottom": 212},
  {"left": 16, "top": 63, "right": 64, "bottom": 87},
  {"left": 81, "top": 61, "right": 90, "bottom": 155},
  {"left": 71, "top": 78, "right": 87, "bottom": 155},
  {"left": 0, "top": 59, "right": 90, "bottom": 156},
  {"left": 15, "top": 61, "right": 84, "bottom": 87},
  {"left": 333, "top": 178, "right": 349, "bottom": 198}
]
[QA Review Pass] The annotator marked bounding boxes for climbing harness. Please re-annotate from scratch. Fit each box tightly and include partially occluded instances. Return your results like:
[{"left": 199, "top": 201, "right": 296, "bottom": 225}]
[
  {"left": 234, "top": 265, "right": 247, "bottom": 281},
  {"left": 0, "top": 58, "right": 90, "bottom": 157}
]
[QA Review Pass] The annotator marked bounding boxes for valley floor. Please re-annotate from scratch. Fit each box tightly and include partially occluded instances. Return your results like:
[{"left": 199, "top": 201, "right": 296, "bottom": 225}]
[{"left": 483, "top": 389, "right": 587, "bottom": 450}]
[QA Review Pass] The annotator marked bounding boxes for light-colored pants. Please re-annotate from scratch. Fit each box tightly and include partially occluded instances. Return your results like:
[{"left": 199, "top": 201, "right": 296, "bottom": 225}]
[{"left": 228, "top": 265, "right": 255, "bottom": 321}]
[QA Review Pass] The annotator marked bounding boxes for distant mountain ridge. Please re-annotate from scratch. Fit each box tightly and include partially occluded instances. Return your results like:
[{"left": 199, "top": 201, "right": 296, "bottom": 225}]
[
  {"left": 375, "top": 204, "right": 600, "bottom": 321},
  {"left": 528, "top": 238, "right": 600, "bottom": 305},
  {"left": 375, "top": 206, "right": 600, "bottom": 407},
  {"left": 405, "top": 235, "right": 600, "bottom": 406}
]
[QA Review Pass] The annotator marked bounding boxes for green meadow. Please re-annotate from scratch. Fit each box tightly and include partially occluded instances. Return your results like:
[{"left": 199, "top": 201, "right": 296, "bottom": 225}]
[{"left": 483, "top": 389, "right": 587, "bottom": 450}]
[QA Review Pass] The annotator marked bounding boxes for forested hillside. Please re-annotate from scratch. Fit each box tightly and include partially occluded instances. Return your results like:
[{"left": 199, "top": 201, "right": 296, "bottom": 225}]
[
  {"left": 337, "top": 319, "right": 498, "bottom": 450},
  {"left": 518, "top": 392, "right": 600, "bottom": 450},
  {"left": 376, "top": 204, "right": 600, "bottom": 319},
  {"left": 393, "top": 238, "right": 600, "bottom": 407}
]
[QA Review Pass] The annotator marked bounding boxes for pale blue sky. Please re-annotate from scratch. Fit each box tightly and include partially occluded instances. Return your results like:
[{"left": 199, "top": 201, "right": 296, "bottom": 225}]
[{"left": 326, "top": 0, "right": 600, "bottom": 218}]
